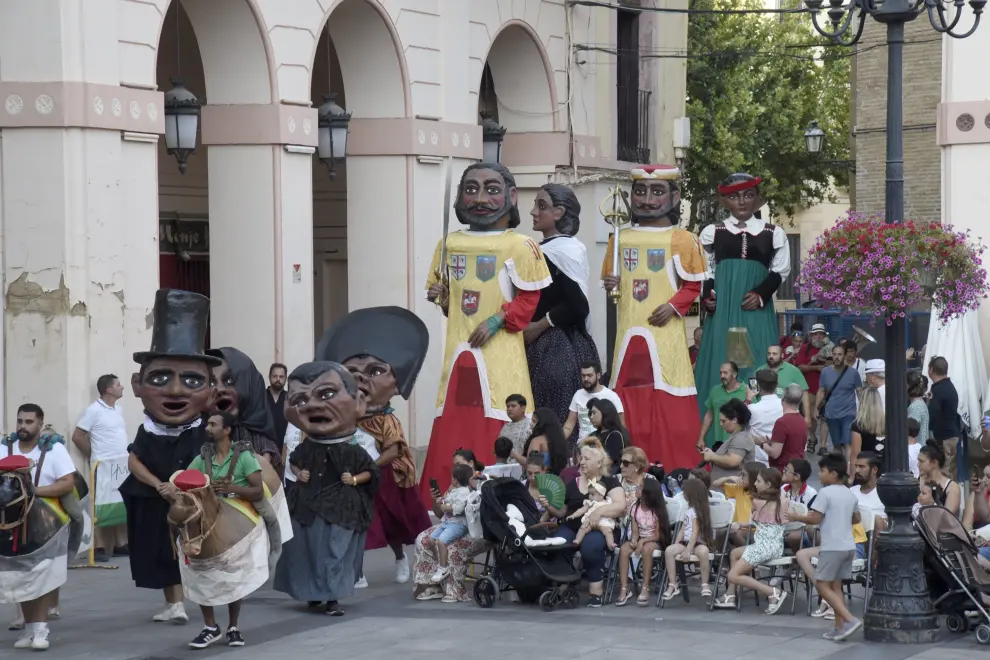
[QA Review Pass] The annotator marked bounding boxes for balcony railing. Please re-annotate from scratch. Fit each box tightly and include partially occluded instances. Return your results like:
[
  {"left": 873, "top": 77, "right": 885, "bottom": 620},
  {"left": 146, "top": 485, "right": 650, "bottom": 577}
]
[{"left": 617, "top": 87, "right": 652, "bottom": 164}]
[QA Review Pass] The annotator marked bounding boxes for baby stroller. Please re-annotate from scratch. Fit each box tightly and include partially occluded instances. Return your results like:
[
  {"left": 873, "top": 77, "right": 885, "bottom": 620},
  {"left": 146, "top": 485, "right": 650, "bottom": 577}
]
[
  {"left": 473, "top": 478, "right": 582, "bottom": 612},
  {"left": 915, "top": 505, "right": 990, "bottom": 644}
]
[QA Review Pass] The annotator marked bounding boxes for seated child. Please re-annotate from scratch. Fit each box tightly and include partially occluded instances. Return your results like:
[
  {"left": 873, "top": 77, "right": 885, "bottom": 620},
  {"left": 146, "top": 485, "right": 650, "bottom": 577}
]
[
  {"left": 429, "top": 463, "right": 474, "bottom": 583},
  {"left": 482, "top": 437, "right": 523, "bottom": 480},
  {"left": 567, "top": 479, "right": 617, "bottom": 550}
]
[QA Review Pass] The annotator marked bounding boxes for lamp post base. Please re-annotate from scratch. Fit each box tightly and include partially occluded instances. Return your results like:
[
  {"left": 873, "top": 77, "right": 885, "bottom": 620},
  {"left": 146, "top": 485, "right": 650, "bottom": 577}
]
[{"left": 864, "top": 470, "right": 940, "bottom": 643}]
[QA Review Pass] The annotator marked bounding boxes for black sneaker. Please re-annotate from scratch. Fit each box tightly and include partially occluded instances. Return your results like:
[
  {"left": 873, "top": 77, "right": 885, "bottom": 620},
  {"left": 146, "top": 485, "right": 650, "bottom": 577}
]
[
  {"left": 113, "top": 545, "right": 129, "bottom": 557},
  {"left": 325, "top": 601, "right": 345, "bottom": 617},
  {"left": 226, "top": 627, "right": 245, "bottom": 647},
  {"left": 94, "top": 548, "right": 110, "bottom": 563},
  {"left": 586, "top": 595, "right": 603, "bottom": 608},
  {"left": 188, "top": 626, "right": 222, "bottom": 649}
]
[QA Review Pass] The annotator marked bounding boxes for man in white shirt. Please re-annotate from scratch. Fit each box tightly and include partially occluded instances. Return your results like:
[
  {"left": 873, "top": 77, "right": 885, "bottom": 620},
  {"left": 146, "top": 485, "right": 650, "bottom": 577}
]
[
  {"left": 5, "top": 404, "right": 77, "bottom": 651},
  {"left": 865, "top": 360, "right": 886, "bottom": 407},
  {"left": 72, "top": 374, "right": 128, "bottom": 562},
  {"left": 748, "top": 369, "right": 783, "bottom": 441},
  {"left": 850, "top": 451, "right": 887, "bottom": 532},
  {"left": 562, "top": 362, "right": 625, "bottom": 442}
]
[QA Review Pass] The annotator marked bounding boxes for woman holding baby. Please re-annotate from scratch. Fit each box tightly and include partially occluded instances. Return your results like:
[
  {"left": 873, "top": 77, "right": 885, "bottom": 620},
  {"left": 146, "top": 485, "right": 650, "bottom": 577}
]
[{"left": 553, "top": 444, "right": 626, "bottom": 608}]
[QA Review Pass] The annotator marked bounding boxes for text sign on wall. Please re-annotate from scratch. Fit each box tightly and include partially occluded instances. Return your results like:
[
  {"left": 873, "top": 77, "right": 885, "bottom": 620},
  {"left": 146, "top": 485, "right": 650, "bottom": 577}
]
[{"left": 159, "top": 218, "right": 210, "bottom": 255}]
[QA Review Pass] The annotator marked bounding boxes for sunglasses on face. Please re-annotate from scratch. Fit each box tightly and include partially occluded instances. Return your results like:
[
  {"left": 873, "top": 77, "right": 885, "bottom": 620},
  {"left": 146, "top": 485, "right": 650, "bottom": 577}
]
[{"left": 620, "top": 460, "right": 632, "bottom": 467}]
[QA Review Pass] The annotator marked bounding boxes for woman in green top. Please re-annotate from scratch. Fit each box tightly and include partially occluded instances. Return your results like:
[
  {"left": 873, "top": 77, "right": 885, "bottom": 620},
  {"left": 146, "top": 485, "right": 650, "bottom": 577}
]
[{"left": 185, "top": 411, "right": 263, "bottom": 649}]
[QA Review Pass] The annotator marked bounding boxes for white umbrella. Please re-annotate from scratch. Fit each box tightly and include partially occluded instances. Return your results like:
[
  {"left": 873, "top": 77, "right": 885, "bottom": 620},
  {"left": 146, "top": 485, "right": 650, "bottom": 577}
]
[{"left": 923, "top": 308, "right": 987, "bottom": 438}]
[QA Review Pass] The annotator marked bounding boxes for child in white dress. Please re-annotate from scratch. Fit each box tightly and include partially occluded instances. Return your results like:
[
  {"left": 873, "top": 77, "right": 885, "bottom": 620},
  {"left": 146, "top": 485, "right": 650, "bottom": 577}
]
[{"left": 567, "top": 480, "right": 617, "bottom": 550}]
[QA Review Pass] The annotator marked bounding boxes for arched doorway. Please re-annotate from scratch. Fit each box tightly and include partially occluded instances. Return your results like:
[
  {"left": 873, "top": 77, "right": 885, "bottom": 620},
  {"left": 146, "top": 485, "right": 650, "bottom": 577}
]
[
  {"left": 157, "top": 2, "right": 209, "bottom": 310},
  {"left": 154, "top": 0, "right": 274, "bottom": 356},
  {"left": 478, "top": 22, "right": 558, "bottom": 133},
  {"left": 310, "top": 0, "right": 410, "bottom": 337}
]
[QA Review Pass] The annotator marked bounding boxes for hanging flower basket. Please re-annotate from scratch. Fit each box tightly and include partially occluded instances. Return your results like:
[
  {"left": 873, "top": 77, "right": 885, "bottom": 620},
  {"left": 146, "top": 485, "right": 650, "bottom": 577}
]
[{"left": 797, "top": 212, "right": 989, "bottom": 325}]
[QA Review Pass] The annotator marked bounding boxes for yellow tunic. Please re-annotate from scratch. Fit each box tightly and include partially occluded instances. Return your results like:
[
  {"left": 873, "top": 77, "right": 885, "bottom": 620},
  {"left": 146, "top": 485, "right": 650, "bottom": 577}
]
[
  {"left": 426, "top": 230, "right": 552, "bottom": 419},
  {"left": 601, "top": 226, "right": 706, "bottom": 395}
]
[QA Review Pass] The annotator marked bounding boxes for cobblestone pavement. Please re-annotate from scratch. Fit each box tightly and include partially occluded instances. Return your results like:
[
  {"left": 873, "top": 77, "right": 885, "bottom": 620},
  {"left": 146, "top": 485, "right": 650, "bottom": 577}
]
[{"left": 0, "top": 545, "right": 986, "bottom": 660}]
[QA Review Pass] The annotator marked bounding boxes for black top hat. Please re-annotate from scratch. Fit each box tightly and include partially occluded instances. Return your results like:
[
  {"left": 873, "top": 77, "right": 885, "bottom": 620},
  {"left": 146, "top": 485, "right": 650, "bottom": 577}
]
[
  {"left": 133, "top": 289, "right": 222, "bottom": 366},
  {"left": 315, "top": 306, "right": 429, "bottom": 400}
]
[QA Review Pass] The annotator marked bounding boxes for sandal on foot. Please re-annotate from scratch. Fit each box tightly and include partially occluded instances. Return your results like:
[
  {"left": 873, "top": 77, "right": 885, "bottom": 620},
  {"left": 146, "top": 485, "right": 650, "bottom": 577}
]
[
  {"left": 713, "top": 594, "right": 736, "bottom": 609},
  {"left": 637, "top": 590, "right": 650, "bottom": 606},
  {"left": 765, "top": 588, "right": 788, "bottom": 615},
  {"left": 812, "top": 603, "right": 834, "bottom": 619},
  {"left": 701, "top": 584, "right": 713, "bottom": 598},
  {"left": 615, "top": 589, "right": 632, "bottom": 606},
  {"left": 661, "top": 584, "right": 681, "bottom": 601}
]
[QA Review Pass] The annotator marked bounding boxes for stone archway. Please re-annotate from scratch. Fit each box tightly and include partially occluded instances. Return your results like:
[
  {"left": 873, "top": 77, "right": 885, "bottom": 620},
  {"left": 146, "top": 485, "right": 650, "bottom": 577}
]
[
  {"left": 309, "top": 0, "right": 412, "bottom": 339},
  {"left": 151, "top": 0, "right": 278, "bottom": 364},
  {"left": 480, "top": 21, "right": 559, "bottom": 132}
]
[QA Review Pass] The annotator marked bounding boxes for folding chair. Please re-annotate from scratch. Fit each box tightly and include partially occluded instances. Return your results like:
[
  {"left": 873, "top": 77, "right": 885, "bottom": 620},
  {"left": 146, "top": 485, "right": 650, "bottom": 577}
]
[
  {"left": 733, "top": 502, "right": 808, "bottom": 615},
  {"left": 661, "top": 498, "right": 736, "bottom": 610}
]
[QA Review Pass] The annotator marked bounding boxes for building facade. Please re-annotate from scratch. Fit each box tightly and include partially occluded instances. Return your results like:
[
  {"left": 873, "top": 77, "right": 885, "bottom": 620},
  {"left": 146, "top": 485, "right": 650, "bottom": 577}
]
[
  {"left": 0, "top": 0, "right": 688, "bottom": 455},
  {"left": 940, "top": 25, "right": 990, "bottom": 377},
  {"left": 852, "top": 19, "right": 941, "bottom": 219}
]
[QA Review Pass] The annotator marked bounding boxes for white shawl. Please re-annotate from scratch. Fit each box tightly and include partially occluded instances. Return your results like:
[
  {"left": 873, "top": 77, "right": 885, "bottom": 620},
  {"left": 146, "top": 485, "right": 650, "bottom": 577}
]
[{"left": 540, "top": 236, "right": 592, "bottom": 333}]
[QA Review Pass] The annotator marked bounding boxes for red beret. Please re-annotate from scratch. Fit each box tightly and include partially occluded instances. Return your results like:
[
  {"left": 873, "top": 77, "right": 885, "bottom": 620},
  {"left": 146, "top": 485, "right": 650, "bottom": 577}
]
[
  {"left": 173, "top": 469, "right": 209, "bottom": 491},
  {"left": 717, "top": 177, "right": 762, "bottom": 195},
  {"left": 0, "top": 456, "right": 31, "bottom": 472}
]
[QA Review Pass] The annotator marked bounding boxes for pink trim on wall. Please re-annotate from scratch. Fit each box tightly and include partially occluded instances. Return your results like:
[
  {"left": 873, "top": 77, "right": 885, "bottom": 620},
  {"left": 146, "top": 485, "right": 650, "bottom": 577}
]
[
  {"left": 347, "top": 118, "right": 482, "bottom": 158},
  {"left": 201, "top": 104, "right": 319, "bottom": 146},
  {"left": 310, "top": 0, "right": 413, "bottom": 118},
  {"left": 0, "top": 82, "right": 164, "bottom": 133},
  {"left": 482, "top": 19, "right": 561, "bottom": 132},
  {"left": 937, "top": 101, "right": 990, "bottom": 146}
]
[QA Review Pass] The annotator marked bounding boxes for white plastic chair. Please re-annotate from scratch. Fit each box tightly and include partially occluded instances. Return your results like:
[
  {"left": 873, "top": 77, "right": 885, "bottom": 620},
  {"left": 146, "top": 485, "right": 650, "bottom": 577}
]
[{"left": 661, "top": 498, "right": 736, "bottom": 609}]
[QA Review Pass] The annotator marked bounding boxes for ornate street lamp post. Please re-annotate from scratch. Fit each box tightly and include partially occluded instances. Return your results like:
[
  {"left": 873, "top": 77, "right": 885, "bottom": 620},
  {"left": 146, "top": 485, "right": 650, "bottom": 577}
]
[
  {"left": 480, "top": 112, "right": 507, "bottom": 164},
  {"left": 805, "top": 0, "right": 986, "bottom": 642},
  {"left": 317, "top": 93, "right": 351, "bottom": 179}
]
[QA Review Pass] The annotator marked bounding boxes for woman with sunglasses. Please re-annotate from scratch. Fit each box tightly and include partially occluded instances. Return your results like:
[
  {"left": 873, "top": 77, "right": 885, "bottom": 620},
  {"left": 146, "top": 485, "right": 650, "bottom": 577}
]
[{"left": 618, "top": 446, "right": 657, "bottom": 520}]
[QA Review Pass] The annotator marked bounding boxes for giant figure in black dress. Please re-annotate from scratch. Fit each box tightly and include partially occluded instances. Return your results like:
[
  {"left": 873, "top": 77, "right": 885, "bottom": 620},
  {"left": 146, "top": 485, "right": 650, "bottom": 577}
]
[{"left": 523, "top": 184, "right": 599, "bottom": 438}]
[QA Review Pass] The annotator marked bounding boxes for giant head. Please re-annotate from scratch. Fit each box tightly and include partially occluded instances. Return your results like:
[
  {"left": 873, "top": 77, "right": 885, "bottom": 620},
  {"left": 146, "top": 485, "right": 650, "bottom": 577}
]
[
  {"left": 629, "top": 165, "right": 681, "bottom": 226},
  {"left": 531, "top": 183, "right": 581, "bottom": 236},
  {"left": 132, "top": 289, "right": 220, "bottom": 426},
  {"left": 718, "top": 173, "right": 763, "bottom": 222},
  {"left": 315, "top": 306, "right": 430, "bottom": 415},
  {"left": 454, "top": 163, "right": 520, "bottom": 231},
  {"left": 285, "top": 361, "right": 360, "bottom": 439},
  {"left": 205, "top": 347, "right": 277, "bottom": 439}
]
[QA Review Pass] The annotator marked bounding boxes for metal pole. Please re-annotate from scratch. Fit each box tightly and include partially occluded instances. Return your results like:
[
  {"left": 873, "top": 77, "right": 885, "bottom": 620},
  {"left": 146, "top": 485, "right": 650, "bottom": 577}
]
[{"left": 863, "top": 16, "right": 938, "bottom": 642}]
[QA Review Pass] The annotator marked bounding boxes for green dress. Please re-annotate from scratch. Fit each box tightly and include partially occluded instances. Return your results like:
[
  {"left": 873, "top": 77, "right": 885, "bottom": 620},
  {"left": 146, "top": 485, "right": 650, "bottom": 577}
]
[{"left": 696, "top": 262, "right": 781, "bottom": 422}]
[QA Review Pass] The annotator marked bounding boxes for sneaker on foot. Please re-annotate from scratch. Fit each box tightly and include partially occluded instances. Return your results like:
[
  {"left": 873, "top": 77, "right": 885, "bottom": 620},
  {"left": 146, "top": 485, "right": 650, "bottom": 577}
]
[
  {"left": 395, "top": 553, "right": 410, "bottom": 584},
  {"left": 9, "top": 617, "right": 24, "bottom": 631},
  {"left": 112, "top": 545, "right": 129, "bottom": 557},
  {"left": 822, "top": 628, "right": 841, "bottom": 641},
  {"left": 30, "top": 627, "right": 49, "bottom": 651},
  {"left": 188, "top": 626, "right": 223, "bottom": 649},
  {"left": 354, "top": 576, "right": 369, "bottom": 589},
  {"left": 586, "top": 595, "right": 603, "bottom": 608},
  {"left": 226, "top": 627, "right": 245, "bottom": 647},
  {"left": 153, "top": 602, "right": 188, "bottom": 624},
  {"left": 93, "top": 548, "right": 110, "bottom": 563},
  {"left": 46, "top": 607, "right": 59, "bottom": 620},
  {"left": 13, "top": 631, "right": 34, "bottom": 649},
  {"left": 835, "top": 618, "right": 863, "bottom": 641},
  {"left": 429, "top": 567, "right": 450, "bottom": 583}
]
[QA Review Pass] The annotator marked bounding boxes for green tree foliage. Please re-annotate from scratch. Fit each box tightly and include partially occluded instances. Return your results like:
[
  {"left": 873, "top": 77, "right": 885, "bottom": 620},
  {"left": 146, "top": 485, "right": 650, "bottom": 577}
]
[{"left": 684, "top": 0, "right": 851, "bottom": 229}]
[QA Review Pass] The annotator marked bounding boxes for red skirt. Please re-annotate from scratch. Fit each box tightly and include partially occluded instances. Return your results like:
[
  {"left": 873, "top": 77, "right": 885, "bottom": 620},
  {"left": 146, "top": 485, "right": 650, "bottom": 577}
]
[
  {"left": 418, "top": 351, "right": 505, "bottom": 506},
  {"left": 366, "top": 465, "right": 433, "bottom": 549},
  {"left": 613, "top": 335, "right": 702, "bottom": 471}
]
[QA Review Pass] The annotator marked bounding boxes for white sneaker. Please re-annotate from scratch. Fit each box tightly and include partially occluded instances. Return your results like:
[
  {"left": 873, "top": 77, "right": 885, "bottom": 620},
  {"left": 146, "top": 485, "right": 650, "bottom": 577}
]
[
  {"left": 354, "top": 576, "right": 369, "bottom": 589},
  {"left": 429, "top": 566, "right": 450, "bottom": 584},
  {"left": 31, "top": 627, "right": 49, "bottom": 651},
  {"left": 13, "top": 631, "right": 33, "bottom": 649},
  {"left": 395, "top": 553, "right": 410, "bottom": 584},
  {"left": 47, "top": 607, "right": 59, "bottom": 620},
  {"left": 152, "top": 602, "right": 188, "bottom": 624}
]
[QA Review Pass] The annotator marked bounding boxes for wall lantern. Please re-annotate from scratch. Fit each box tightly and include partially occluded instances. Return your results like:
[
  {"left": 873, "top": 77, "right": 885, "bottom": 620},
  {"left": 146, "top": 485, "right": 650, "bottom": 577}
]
[
  {"left": 804, "top": 120, "right": 826, "bottom": 155},
  {"left": 480, "top": 111, "right": 507, "bottom": 164},
  {"left": 318, "top": 93, "right": 352, "bottom": 178},
  {"left": 163, "top": 78, "right": 201, "bottom": 175}
]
